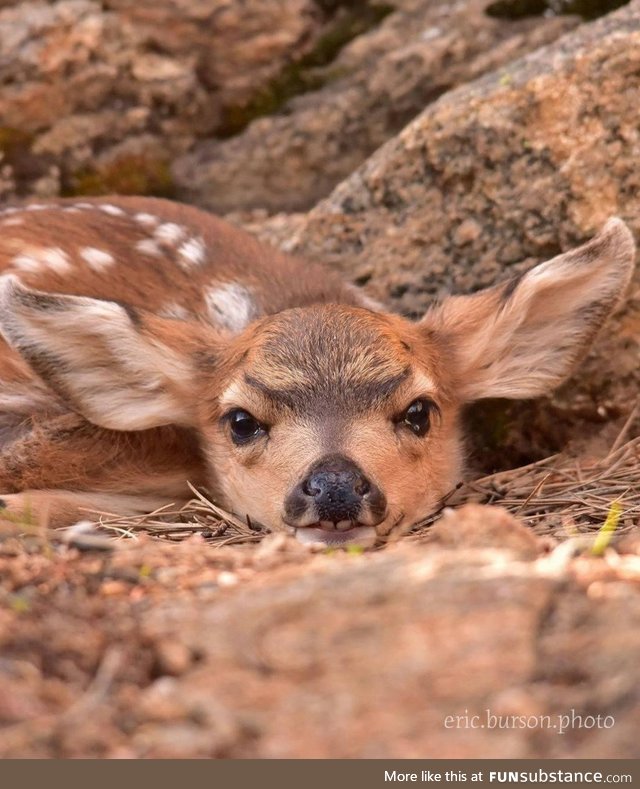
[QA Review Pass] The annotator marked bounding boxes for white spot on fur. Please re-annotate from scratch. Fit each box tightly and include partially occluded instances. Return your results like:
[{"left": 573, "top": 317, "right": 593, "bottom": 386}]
[
  {"left": 134, "top": 212, "right": 160, "bottom": 227},
  {"left": 40, "top": 247, "right": 72, "bottom": 274},
  {"left": 10, "top": 255, "right": 41, "bottom": 273},
  {"left": 135, "top": 239, "right": 162, "bottom": 256},
  {"left": 98, "top": 204, "right": 125, "bottom": 216},
  {"left": 2, "top": 217, "right": 23, "bottom": 226},
  {"left": 205, "top": 283, "right": 256, "bottom": 332},
  {"left": 80, "top": 247, "right": 115, "bottom": 271},
  {"left": 177, "top": 236, "right": 206, "bottom": 269},
  {"left": 158, "top": 302, "right": 190, "bottom": 320},
  {"left": 155, "top": 222, "right": 185, "bottom": 245},
  {"left": 73, "top": 202, "right": 94, "bottom": 210}
]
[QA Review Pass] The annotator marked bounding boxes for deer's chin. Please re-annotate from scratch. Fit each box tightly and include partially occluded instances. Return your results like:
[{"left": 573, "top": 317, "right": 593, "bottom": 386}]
[{"left": 293, "top": 524, "right": 377, "bottom": 548}]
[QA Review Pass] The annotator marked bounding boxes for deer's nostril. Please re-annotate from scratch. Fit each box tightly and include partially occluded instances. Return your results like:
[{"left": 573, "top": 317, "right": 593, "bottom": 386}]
[
  {"left": 301, "top": 475, "right": 321, "bottom": 497},
  {"left": 301, "top": 468, "right": 367, "bottom": 501}
]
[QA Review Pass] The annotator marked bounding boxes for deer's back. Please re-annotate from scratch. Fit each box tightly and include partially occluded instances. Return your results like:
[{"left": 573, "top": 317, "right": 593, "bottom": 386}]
[{"left": 0, "top": 196, "right": 351, "bottom": 322}]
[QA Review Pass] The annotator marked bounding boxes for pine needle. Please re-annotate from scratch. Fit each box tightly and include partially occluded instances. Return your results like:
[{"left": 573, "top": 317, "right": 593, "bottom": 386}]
[{"left": 48, "top": 435, "right": 640, "bottom": 549}]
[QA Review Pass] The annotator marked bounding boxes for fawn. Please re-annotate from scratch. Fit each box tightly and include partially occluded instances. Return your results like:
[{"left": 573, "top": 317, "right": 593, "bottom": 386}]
[{"left": 0, "top": 197, "right": 634, "bottom": 545}]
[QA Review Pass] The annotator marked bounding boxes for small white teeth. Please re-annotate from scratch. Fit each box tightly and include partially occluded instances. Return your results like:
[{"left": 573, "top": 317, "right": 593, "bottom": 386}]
[
  {"left": 294, "top": 526, "right": 377, "bottom": 548},
  {"left": 317, "top": 520, "right": 359, "bottom": 532}
]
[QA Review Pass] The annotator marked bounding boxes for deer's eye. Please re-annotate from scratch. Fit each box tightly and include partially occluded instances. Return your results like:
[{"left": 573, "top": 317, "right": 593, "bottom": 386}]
[
  {"left": 226, "top": 409, "right": 267, "bottom": 445},
  {"left": 397, "top": 399, "right": 436, "bottom": 437}
]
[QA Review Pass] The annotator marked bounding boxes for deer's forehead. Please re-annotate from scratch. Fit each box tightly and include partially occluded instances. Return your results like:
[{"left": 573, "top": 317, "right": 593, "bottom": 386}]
[{"left": 235, "top": 310, "right": 424, "bottom": 413}]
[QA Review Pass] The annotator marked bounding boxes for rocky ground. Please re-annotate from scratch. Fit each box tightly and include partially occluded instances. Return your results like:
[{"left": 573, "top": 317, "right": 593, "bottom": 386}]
[
  {"left": 0, "top": 0, "right": 639, "bottom": 760},
  {"left": 1, "top": 505, "right": 639, "bottom": 758}
]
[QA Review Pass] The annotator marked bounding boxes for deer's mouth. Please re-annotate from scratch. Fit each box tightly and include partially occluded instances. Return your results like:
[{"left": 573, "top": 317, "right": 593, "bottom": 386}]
[{"left": 293, "top": 522, "right": 377, "bottom": 548}]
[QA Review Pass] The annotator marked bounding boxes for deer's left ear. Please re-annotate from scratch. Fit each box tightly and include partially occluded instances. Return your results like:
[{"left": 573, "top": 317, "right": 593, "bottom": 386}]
[
  {"left": 0, "top": 276, "right": 210, "bottom": 430},
  {"left": 420, "top": 218, "right": 636, "bottom": 402}
]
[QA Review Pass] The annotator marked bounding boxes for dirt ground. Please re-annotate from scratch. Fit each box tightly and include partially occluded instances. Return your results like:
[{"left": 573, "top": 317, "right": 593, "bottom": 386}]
[{"left": 1, "top": 503, "right": 639, "bottom": 759}]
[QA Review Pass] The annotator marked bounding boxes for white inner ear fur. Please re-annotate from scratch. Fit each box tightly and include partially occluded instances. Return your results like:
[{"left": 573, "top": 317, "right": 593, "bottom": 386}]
[
  {"left": 423, "top": 218, "right": 636, "bottom": 402},
  {"left": 0, "top": 276, "right": 195, "bottom": 431}
]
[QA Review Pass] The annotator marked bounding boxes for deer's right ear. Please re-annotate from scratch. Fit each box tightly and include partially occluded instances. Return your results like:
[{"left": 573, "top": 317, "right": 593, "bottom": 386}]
[
  {"left": 0, "top": 276, "right": 209, "bottom": 430},
  {"left": 420, "top": 218, "right": 636, "bottom": 402}
]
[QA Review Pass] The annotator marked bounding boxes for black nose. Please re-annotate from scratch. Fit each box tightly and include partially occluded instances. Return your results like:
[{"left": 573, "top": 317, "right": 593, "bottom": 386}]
[{"left": 300, "top": 455, "right": 373, "bottom": 523}]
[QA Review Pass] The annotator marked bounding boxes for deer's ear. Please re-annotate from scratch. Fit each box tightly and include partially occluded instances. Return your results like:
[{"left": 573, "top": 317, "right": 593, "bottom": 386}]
[
  {"left": 421, "top": 218, "right": 636, "bottom": 402},
  {"left": 0, "top": 277, "right": 207, "bottom": 430}
]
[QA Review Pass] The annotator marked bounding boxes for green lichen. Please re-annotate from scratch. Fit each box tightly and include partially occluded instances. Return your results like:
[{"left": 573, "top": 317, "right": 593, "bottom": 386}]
[
  {"left": 217, "top": 2, "right": 393, "bottom": 138},
  {"left": 217, "top": 66, "right": 325, "bottom": 139},
  {"left": 304, "top": 3, "right": 394, "bottom": 69},
  {"left": 8, "top": 595, "right": 31, "bottom": 614},
  {"left": 64, "top": 154, "right": 175, "bottom": 198}
]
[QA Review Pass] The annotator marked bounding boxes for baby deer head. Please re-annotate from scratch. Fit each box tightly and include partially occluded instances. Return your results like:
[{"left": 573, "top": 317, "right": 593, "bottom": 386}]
[{"left": 0, "top": 218, "right": 635, "bottom": 545}]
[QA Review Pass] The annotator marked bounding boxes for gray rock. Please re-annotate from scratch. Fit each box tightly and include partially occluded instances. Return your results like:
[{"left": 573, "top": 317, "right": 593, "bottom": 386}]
[{"left": 174, "top": 0, "right": 578, "bottom": 213}]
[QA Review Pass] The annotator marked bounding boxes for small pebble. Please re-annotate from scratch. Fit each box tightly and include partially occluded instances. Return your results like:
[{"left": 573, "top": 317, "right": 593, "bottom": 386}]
[{"left": 217, "top": 571, "right": 239, "bottom": 587}]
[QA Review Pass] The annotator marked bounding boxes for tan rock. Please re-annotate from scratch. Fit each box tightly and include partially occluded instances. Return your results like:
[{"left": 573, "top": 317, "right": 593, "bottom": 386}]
[
  {"left": 175, "top": 0, "right": 578, "bottom": 212},
  {"left": 427, "top": 504, "right": 543, "bottom": 559}
]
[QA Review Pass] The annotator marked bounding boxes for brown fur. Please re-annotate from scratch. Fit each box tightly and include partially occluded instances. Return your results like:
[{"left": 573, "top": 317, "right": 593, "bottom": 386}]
[{"left": 0, "top": 198, "right": 634, "bottom": 539}]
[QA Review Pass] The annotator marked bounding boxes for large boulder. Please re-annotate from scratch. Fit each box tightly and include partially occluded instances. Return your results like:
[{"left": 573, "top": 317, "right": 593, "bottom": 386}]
[
  {"left": 174, "top": 0, "right": 578, "bottom": 213},
  {"left": 0, "top": 0, "right": 324, "bottom": 199},
  {"left": 274, "top": 1, "right": 640, "bottom": 465}
]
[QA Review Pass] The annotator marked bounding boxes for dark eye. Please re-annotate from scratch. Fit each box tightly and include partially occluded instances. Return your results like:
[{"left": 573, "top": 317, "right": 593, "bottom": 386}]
[
  {"left": 226, "top": 409, "right": 267, "bottom": 445},
  {"left": 397, "top": 399, "right": 435, "bottom": 437}
]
